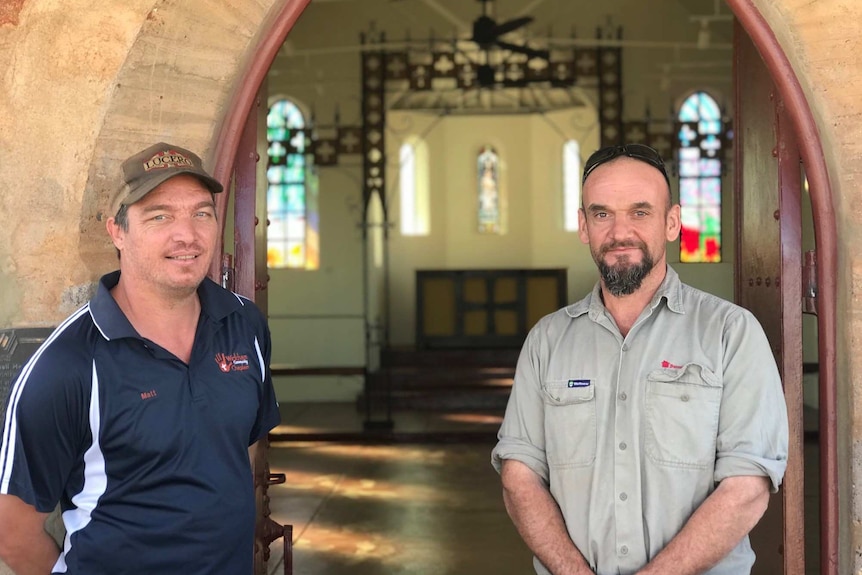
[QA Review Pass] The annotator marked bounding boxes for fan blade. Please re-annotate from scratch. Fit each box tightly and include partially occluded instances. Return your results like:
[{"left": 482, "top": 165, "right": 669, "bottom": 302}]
[
  {"left": 492, "top": 16, "right": 534, "bottom": 37},
  {"left": 495, "top": 40, "right": 549, "bottom": 60}
]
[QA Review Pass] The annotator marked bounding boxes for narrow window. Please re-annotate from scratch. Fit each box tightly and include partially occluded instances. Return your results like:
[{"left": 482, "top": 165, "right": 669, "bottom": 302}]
[
  {"left": 563, "top": 140, "right": 581, "bottom": 231},
  {"left": 266, "top": 99, "right": 319, "bottom": 269},
  {"left": 677, "top": 91, "right": 723, "bottom": 263},
  {"left": 399, "top": 140, "right": 429, "bottom": 235},
  {"left": 477, "top": 146, "right": 501, "bottom": 234}
]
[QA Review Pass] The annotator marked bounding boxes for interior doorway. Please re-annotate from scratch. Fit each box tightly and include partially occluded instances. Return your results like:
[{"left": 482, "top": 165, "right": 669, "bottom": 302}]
[{"left": 211, "top": 2, "right": 837, "bottom": 574}]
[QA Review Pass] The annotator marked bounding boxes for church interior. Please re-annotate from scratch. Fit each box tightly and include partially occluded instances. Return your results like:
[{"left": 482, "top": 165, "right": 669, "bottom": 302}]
[{"left": 249, "top": 1, "right": 822, "bottom": 574}]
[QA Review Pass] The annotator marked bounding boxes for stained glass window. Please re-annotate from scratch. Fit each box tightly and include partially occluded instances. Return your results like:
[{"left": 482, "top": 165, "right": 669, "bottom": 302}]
[
  {"left": 563, "top": 140, "right": 581, "bottom": 231},
  {"left": 266, "top": 99, "right": 319, "bottom": 269},
  {"left": 477, "top": 146, "right": 501, "bottom": 234},
  {"left": 677, "top": 92, "right": 723, "bottom": 263}
]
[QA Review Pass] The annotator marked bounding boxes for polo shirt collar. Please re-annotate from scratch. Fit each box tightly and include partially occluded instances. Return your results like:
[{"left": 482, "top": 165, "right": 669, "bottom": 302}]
[
  {"left": 88, "top": 271, "right": 245, "bottom": 341},
  {"left": 564, "top": 264, "right": 685, "bottom": 319}
]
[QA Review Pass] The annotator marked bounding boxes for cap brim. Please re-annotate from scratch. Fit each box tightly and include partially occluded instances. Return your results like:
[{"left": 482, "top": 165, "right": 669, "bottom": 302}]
[{"left": 121, "top": 169, "right": 224, "bottom": 207}]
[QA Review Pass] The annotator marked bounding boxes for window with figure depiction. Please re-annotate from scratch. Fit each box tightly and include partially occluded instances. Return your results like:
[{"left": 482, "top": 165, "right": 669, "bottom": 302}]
[
  {"left": 266, "top": 98, "right": 319, "bottom": 270},
  {"left": 477, "top": 146, "right": 502, "bottom": 234},
  {"left": 677, "top": 91, "right": 723, "bottom": 263}
]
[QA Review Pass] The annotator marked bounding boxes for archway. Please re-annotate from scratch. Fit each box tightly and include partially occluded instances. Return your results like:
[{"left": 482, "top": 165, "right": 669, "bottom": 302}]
[{"left": 210, "top": 1, "right": 838, "bottom": 574}]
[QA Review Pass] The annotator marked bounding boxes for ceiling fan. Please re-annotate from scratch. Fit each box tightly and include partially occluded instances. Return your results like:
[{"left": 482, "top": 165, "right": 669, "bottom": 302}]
[
  {"left": 469, "top": 0, "right": 549, "bottom": 60},
  {"left": 467, "top": 0, "right": 549, "bottom": 86}
]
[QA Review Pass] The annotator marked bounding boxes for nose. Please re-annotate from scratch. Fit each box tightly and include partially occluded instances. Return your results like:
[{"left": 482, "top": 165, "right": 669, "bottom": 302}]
[
  {"left": 608, "top": 214, "right": 633, "bottom": 241},
  {"left": 169, "top": 214, "right": 198, "bottom": 243}
]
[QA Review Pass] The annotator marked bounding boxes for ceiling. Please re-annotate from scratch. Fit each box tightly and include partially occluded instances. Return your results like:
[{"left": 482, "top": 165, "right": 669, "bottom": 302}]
[{"left": 270, "top": 0, "right": 735, "bottom": 122}]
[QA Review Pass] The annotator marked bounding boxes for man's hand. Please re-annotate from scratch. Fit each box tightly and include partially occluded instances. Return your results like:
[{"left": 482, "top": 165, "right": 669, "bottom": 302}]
[
  {"left": 636, "top": 475, "right": 771, "bottom": 575},
  {"left": 501, "top": 459, "right": 595, "bottom": 575},
  {"left": 0, "top": 494, "right": 59, "bottom": 575}
]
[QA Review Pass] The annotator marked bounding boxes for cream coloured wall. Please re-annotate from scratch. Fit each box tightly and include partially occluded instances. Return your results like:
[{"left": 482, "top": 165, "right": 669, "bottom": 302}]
[
  {"left": 266, "top": 164, "right": 366, "bottom": 401},
  {"left": 384, "top": 107, "right": 734, "bottom": 347}
]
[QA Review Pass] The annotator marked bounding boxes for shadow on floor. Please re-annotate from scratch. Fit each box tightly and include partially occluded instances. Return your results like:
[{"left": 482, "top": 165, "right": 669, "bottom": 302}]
[
  {"left": 264, "top": 402, "right": 823, "bottom": 575},
  {"left": 265, "top": 402, "right": 532, "bottom": 575}
]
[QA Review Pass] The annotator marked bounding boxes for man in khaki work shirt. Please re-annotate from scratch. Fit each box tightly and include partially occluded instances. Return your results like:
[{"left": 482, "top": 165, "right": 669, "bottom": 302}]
[{"left": 492, "top": 144, "right": 788, "bottom": 575}]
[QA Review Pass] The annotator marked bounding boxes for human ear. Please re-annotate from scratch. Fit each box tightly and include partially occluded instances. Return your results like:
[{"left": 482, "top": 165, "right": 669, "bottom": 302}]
[
  {"left": 105, "top": 217, "right": 125, "bottom": 250},
  {"left": 665, "top": 204, "right": 682, "bottom": 242},
  {"left": 578, "top": 209, "right": 591, "bottom": 245}
]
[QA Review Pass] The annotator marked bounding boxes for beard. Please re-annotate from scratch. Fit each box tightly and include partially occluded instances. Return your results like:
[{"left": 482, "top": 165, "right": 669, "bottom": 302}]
[{"left": 593, "top": 241, "right": 655, "bottom": 296}]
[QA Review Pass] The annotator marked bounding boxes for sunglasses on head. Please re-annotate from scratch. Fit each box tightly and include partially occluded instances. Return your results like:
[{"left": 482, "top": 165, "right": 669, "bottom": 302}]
[{"left": 582, "top": 144, "right": 670, "bottom": 186}]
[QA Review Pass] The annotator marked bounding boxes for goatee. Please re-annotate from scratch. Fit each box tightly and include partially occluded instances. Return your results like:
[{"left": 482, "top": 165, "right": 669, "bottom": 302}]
[{"left": 595, "top": 242, "right": 655, "bottom": 296}]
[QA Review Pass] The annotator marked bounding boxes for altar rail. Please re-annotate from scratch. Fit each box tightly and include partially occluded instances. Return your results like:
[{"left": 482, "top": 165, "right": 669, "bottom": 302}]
[{"left": 416, "top": 269, "right": 567, "bottom": 349}]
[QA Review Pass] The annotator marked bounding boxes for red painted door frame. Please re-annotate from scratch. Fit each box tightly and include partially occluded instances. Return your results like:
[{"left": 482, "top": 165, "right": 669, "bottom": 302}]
[{"left": 208, "top": 1, "right": 839, "bottom": 574}]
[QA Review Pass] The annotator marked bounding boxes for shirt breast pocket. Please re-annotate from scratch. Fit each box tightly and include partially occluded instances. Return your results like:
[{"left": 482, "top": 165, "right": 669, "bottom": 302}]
[
  {"left": 542, "top": 379, "right": 597, "bottom": 468},
  {"left": 645, "top": 363, "right": 722, "bottom": 469}
]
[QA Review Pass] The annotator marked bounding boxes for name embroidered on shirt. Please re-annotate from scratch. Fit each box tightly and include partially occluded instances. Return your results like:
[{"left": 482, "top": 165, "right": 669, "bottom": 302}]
[
  {"left": 661, "top": 360, "right": 683, "bottom": 369},
  {"left": 215, "top": 352, "right": 250, "bottom": 373},
  {"left": 567, "top": 379, "right": 590, "bottom": 388},
  {"left": 140, "top": 389, "right": 157, "bottom": 400}
]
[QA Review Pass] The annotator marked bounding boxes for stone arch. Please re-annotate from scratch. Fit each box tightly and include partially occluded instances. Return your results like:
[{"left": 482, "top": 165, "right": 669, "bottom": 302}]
[
  {"left": 76, "top": 1, "right": 290, "bottom": 284},
  {"left": 66, "top": 0, "right": 842, "bottom": 570}
]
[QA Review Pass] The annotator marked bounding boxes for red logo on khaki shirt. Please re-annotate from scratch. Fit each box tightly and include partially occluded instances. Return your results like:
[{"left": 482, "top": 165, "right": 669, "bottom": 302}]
[
  {"left": 661, "top": 360, "right": 683, "bottom": 369},
  {"left": 215, "top": 352, "right": 250, "bottom": 373}
]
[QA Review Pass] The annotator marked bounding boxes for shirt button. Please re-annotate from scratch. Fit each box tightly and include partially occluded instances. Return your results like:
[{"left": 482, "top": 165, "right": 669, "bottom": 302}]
[
  {"left": 621, "top": 344, "right": 629, "bottom": 351},
  {"left": 619, "top": 442, "right": 627, "bottom": 450},
  {"left": 618, "top": 392, "right": 627, "bottom": 401},
  {"left": 619, "top": 492, "right": 628, "bottom": 501},
  {"left": 681, "top": 394, "right": 690, "bottom": 402},
  {"left": 620, "top": 545, "right": 629, "bottom": 555}
]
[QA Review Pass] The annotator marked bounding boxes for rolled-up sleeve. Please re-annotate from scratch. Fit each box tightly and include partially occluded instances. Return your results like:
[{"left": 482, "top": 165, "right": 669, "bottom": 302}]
[
  {"left": 714, "top": 309, "right": 789, "bottom": 492},
  {"left": 492, "top": 328, "right": 550, "bottom": 484}
]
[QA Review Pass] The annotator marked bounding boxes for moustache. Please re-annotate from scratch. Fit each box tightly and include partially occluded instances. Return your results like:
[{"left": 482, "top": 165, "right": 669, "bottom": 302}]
[{"left": 599, "top": 240, "right": 646, "bottom": 256}]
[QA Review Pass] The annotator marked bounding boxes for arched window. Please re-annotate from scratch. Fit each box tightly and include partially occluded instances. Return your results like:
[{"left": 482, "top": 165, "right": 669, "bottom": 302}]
[
  {"left": 477, "top": 146, "right": 501, "bottom": 234},
  {"left": 563, "top": 140, "right": 581, "bottom": 231},
  {"left": 399, "top": 139, "right": 430, "bottom": 236},
  {"left": 677, "top": 91, "right": 723, "bottom": 263},
  {"left": 266, "top": 98, "right": 319, "bottom": 269}
]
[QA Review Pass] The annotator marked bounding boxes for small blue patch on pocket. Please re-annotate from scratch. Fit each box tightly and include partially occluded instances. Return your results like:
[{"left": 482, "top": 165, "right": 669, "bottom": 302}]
[{"left": 567, "top": 379, "right": 591, "bottom": 388}]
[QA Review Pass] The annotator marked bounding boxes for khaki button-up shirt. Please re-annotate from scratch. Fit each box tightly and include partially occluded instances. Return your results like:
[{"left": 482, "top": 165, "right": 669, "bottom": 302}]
[{"left": 492, "top": 266, "right": 788, "bottom": 575}]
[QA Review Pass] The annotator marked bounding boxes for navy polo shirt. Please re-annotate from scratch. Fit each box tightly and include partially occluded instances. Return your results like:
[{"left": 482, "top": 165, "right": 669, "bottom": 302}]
[{"left": 0, "top": 271, "right": 280, "bottom": 574}]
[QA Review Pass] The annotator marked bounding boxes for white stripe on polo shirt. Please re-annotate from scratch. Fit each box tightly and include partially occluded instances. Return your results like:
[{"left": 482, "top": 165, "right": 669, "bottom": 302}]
[
  {"left": 0, "top": 304, "right": 90, "bottom": 492},
  {"left": 54, "top": 360, "right": 107, "bottom": 573},
  {"left": 253, "top": 337, "right": 265, "bottom": 382}
]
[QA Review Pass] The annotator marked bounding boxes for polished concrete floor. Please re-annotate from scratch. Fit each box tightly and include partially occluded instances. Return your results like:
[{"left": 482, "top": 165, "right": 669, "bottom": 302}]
[
  {"left": 264, "top": 402, "right": 823, "bottom": 575},
  {"left": 265, "top": 403, "right": 531, "bottom": 575}
]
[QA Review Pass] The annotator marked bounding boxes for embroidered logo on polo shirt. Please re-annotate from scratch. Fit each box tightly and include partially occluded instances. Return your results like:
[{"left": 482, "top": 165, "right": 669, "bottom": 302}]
[
  {"left": 215, "top": 352, "right": 250, "bottom": 373},
  {"left": 661, "top": 360, "right": 683, "bottom": 369},
  {"left": 140, "top": 389, "right": 158, "bottom": 400}
]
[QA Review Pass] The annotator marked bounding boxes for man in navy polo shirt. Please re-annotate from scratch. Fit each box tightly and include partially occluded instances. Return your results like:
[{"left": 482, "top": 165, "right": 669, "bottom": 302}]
[{"left": 0, "top": 142, "right": 280, "bottom": 574}]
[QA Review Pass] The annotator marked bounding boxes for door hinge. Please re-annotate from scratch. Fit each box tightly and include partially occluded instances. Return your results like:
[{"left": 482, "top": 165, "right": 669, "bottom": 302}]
[
  {"left": 803, "top": 249, "right": 817, "bottom": 315},
  {"left": 221, "top": 253, "right": 235, "bottom": 292}
]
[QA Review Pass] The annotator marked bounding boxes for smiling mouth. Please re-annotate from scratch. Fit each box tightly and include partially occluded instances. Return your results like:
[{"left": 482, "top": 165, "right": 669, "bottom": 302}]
[{"left": 168, "top": 255, "right": 198, "bottom": 260}]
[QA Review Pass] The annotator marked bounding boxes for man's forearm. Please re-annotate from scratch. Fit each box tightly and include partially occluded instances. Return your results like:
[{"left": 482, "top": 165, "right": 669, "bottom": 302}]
[
  {"left": 0, "top": 531, "right": 60, "bottom": 575},
  {"left": 0, "top": 495, "right": 60, "bottom": 575},
  {"left": 501, "top": 459, "right": 594, "bottom": 575},
  {"left": 636, "top": 475, "right": 771, "bottom": 575}
]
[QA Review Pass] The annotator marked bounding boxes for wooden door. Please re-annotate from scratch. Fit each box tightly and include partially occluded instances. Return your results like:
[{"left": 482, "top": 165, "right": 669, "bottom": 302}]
[
  {"left": 222, "top": 82, "right": 286, "bottom": 575},
  {"left": 734, "top": 19, "right": 805, "bottom": 575}
]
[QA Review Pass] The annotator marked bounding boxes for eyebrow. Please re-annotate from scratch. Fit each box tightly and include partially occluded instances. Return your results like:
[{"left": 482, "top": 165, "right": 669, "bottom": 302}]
[
  {"left": 140, "top": 200, "right": 216, "bottom": 213},
  {"left": 586, "top": 201, "right": 654, "bottom": 213}
]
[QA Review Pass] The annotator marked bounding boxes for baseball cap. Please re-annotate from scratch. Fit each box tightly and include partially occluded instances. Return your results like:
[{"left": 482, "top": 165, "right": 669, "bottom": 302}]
[{"left": 116, "top": 142, "right": 224, "bottom": 208}]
